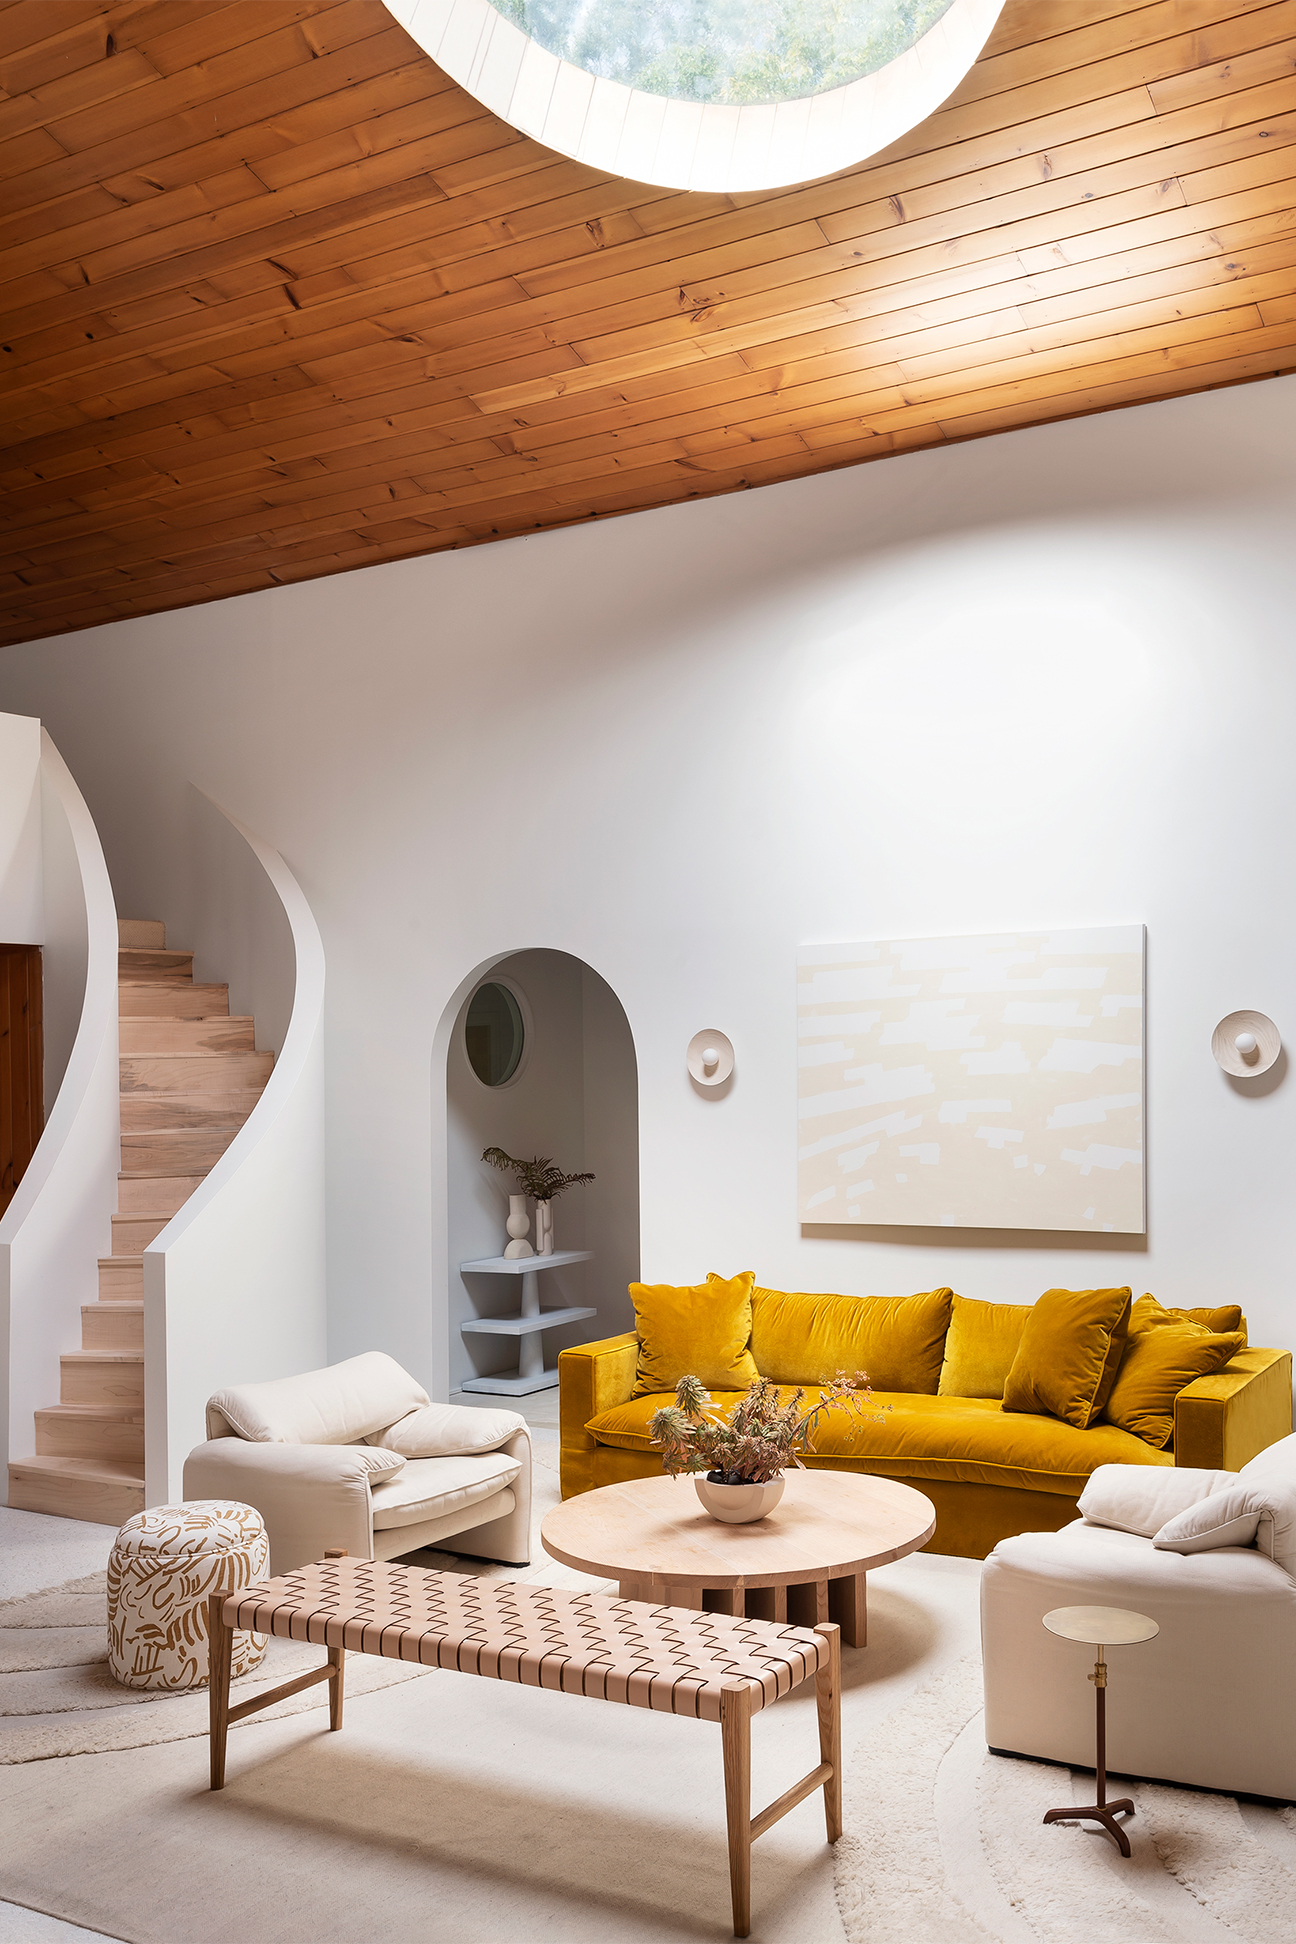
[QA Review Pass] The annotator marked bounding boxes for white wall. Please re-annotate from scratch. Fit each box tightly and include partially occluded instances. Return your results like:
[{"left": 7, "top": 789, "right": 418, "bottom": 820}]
[{"left": 3, "top": 376, "right": 1295, "bottom": 1397}]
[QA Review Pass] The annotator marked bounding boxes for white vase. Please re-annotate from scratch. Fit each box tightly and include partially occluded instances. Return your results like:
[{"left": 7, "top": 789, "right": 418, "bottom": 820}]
[
  {"left": 535, "top": 1200, "right": 554, "bottom": 1255},
  {"left": 694, "top": 1475, "right": 785, "bottom": 1524},
  {"left": 503, "top": 1194, "right": 533, "bottom": 1259}
]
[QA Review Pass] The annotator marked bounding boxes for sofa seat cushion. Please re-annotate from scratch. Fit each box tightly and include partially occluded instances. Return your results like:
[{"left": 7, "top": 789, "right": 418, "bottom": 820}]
[
  {"left": 585, "top": 1391, "right": 1171, "bottom": 1496},
  {"left": 368, "top": 1452, "right": 521, "bottom": 1531}
]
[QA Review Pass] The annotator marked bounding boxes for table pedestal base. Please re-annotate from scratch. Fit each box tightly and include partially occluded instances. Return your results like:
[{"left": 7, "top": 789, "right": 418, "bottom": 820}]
[
  {"left": 617, "top": 1570, "right": 867, "bottom": 1648},
  {"left": 1042, "top": 1657, "right": 1135, "bottom": 1856}
]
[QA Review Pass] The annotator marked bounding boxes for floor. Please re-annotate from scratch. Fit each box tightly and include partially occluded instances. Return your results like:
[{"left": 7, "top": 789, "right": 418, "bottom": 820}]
[
  {"left": 0, "top": 1406, "right": 980, "bottom": 1942},
  {"left": 0, "top": 1506, "right": 121, "bottom": 1942}
]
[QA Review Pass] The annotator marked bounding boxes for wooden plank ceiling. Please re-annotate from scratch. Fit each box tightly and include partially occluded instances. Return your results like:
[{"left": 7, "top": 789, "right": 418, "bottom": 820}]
[{"left": 3, "top": 0, "right": 1296, "bottom": 648}]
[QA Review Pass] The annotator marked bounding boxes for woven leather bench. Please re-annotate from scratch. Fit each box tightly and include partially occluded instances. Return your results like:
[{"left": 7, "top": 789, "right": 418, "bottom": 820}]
[{"left": 208, "top": 1552, "right": 841, "bottom": 1937}]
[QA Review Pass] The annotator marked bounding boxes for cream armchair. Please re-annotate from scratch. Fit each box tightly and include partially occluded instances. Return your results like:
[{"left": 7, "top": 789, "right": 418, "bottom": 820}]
[
  {"left": 183, "top": 1352, "right": 531, "bottom": 1574},
  {"left": 981, "top": 1433, "right": 1296, "bottom": 1801}
]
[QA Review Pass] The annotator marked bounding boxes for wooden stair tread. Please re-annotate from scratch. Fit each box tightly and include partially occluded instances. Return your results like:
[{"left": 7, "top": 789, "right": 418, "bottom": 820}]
[
  {"left": 83, "top": 1301, "right": 143, "bottom": 1311},
  {"left": 10, "top": 1455, "right": 144, "bottom": 1483},
  {"left": 61, "top": 1350, "right": 144, "bottom": 1364},
  {"left": 37, "top": 1403, "right": 144, "bottom": 1421},
  {"left": 118, "top": 1158, "right": 208, "bottom": 1174}
]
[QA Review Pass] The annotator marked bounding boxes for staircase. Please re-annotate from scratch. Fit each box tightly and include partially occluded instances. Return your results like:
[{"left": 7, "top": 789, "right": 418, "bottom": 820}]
[{"left": 7, "top": 920, "right": 273, "bottom": 1525}]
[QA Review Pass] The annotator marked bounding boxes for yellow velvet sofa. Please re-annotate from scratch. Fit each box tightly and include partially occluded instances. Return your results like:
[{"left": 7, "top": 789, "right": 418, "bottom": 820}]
[{"left": 558, "top": 1285, "right": 1293, "bottom": 1558}]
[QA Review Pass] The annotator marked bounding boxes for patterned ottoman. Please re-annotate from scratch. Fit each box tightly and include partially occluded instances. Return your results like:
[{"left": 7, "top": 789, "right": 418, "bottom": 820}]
[{"left": 108, "top": 1500, "right": 270, "bottom": 1691}]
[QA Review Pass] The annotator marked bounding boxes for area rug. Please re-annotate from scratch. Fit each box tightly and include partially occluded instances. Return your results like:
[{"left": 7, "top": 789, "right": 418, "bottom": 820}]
[
  {"left": 835, "top": 1652, "right": 1296, "bottom": 1944},
  {"left": 0, "top": 1571, "right": 429, "bottom": 1764},
  {"left": 0, "top": 1431, "right": 605, "bottom": 1769}
]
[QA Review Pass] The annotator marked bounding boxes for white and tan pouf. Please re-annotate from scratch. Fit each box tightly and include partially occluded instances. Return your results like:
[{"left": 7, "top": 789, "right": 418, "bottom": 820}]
[{"left": 107, "top": 1500, "right": 270, "bottom": 1691}]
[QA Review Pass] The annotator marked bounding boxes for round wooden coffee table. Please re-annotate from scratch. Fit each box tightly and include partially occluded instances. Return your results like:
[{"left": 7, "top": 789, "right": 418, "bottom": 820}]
[{"left": 541, "top": 1470, "right": 935, "bottom": 1648}]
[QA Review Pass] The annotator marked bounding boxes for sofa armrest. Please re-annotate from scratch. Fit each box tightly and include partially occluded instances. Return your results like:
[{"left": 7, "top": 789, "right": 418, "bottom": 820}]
[
  {"left": 1175, "top": 1348, "right": 1293, "bottom": 1472},
  {"left": 559, "top": 1333, "right": 638, "bottom": 1455},
  {"left": 183, "top": 1439, "right": 379, "bottom": 1573}
]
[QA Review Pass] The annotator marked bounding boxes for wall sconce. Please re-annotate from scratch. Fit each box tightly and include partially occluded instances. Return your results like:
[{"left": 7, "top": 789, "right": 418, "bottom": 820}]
[
  {"left": 687, "top": 1029, "right": 734, "bottom": 1088},
  {"left": 1212, "top": 1010, "right": 1281, "bottom": 1077}
]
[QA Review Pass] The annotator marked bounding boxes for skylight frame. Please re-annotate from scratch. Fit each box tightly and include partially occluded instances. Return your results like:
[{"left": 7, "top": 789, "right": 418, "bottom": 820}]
[{"left": 383, "top": 0, "right": 1005, "bottom": 194}]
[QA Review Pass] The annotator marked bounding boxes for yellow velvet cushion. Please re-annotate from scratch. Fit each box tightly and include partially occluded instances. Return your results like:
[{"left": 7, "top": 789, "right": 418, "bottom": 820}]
[
  {"left": 1103, "top": 1323, "right": 1246, "bottom": 1448},
  {"left": 585, "top": 1388, "right": 1169, "bottom": 1491},
  {"left": 937, "top": 1295, "right": 1033, "bottom": 1400},
  {"left": 749, "top": 1285, "right": 953, "bottom": 1394},
  {"left": 1130, "top": 1293, "right": 1245, "bottom": 1340},
  {"left": 629, "top": 1271, "right": 760, "bottom": 1399},
  {"left": 1002, "top": 1286, "right": 1132, "bottom": 1430}
]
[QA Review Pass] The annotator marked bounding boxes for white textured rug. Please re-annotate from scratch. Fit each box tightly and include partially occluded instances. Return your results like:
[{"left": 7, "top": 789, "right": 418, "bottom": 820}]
[
  {"left": 0, "top": 1571, "right": 427, "bottom": 1764},
  {"left": 0, "top": 1430, "right": 607, "bottom": 1768},
  {"left": 836, "top": 1653, "right": 1296, "bottom": 1944}
]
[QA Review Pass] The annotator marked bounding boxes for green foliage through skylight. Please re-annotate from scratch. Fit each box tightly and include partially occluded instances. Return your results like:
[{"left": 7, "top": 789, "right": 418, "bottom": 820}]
[{"left": 489, "top": 0, "right": 957, "bottom": 108}]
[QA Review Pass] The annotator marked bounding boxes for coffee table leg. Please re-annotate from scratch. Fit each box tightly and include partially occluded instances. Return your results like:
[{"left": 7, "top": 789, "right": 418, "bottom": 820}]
[
  {"left": 704, "top": 1587, "right": 744, "bottom": 1617},
  {"left": 618, "top": 1577, "right": 644, "bottom": 1602},
  {"left": 787, "top": 1579, "right": 829, "bottom": 1629},
  {"left": 828, "top": 1572, "right": 866, "bottom": 1649}
]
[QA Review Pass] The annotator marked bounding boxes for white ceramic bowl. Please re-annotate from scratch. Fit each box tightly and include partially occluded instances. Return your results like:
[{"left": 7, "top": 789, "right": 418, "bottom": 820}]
[{"left": 694, "top": 1475, "right": 786, "bottom": 1524}]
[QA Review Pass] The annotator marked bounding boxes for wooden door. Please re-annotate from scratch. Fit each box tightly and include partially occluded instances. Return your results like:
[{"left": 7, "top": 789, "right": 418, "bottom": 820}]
[{"left": 0, "top": 944, "right": 43, "bottom": 1218}]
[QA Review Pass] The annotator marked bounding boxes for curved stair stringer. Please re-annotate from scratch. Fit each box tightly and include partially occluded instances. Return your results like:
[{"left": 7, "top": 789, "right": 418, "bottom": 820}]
[
  {"left": 4, "top": 731, "right": 120, "bottom": 1515},
  {"left": 143, "top": 801, "right": 327, "bottom": 1506}
]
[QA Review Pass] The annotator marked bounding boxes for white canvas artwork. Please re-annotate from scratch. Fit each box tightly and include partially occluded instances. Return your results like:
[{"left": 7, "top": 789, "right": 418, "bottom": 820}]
[{"left": 797, "top": 927, "right": 1145, "bottom": 1233}]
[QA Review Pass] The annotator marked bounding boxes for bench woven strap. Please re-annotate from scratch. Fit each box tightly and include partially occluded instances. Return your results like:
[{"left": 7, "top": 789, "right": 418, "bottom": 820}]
[{"left": 224, "top": 1557, "right": 826, "bottom": 1721}]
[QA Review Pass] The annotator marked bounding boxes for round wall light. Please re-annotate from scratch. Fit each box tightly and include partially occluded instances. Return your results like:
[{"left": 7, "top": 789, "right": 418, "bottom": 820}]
[
  {"left": 383, "top": 0, "right": 1004, "bottom": 194},
  {"left": 1211, "top": 1010, "right": 1281, "bottom": 1078},
  {"left": 687, "top": 1028, "right": 734, "bottom": 1087}
]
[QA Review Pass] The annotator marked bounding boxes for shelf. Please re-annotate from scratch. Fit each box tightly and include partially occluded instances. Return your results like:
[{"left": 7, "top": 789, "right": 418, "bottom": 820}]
[
  {"left": 460, "top": 1369, "right": 565, "bottom": 1396},
  {"left": 460, "top": 1250, "right": 592, "bottom": 1274},
  {"left": 460, "top": 1306, "right": 597, "bottom": 1337}
]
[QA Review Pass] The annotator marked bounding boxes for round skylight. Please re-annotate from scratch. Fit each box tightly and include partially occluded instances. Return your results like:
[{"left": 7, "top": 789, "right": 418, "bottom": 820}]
[{"left": 384, "top": 0, "right": 1004, "bottom": 193}]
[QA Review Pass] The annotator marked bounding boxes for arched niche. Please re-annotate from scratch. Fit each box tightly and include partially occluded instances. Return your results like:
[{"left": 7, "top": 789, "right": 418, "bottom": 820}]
[{"left": 440, "top": 948, "right": 639, "bottom": 1403}]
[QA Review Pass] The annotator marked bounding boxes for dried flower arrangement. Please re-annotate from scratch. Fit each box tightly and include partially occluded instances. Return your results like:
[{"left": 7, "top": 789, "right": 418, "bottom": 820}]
[
  {"left": 649, "top": 1372, "right": 885, "bottom": 1486},
  {"left": 481, "top": 1147, "right": 595, "bottom": 1202}
]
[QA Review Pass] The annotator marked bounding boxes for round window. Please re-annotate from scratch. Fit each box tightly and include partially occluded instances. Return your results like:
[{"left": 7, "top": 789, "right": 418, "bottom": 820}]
[
  {"left": 465, "top": 982, "right": 526, "bottom": 1087},
  {"left": 383, "top": 0, "right": 1003, "bottom": 195}
]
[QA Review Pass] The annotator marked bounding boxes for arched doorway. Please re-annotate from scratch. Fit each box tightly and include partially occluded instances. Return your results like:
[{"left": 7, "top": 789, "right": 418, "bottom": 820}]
[{"left": 443, "top": 949, "right": 639, "bottom": 1402}]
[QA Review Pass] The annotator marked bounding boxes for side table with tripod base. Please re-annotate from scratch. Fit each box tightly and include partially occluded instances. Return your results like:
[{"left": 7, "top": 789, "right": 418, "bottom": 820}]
[{"left": 1040, "top": 1605, "right": 1160, "bottom": 1856}]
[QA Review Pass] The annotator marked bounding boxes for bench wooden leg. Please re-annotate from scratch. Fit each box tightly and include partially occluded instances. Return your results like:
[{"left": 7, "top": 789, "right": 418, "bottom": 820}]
[
  {"left": 721, "top": 1681, "right": 753, "bottom": 1939},
  {"left": 208, "top": 1592, "right": 233, "bottom": 1791},
  {"left": 814, "top": 1622, "right": 842, "bottom": 1842}
]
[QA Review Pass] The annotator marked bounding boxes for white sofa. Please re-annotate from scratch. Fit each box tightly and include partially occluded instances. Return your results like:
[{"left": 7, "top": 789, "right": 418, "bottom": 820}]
[
  {"left": 982, "top": 1432, "right": 1296, "bottom": 1802},
  {"left": 183, "top": 1352, "right": 531, "bottom": 1575}
]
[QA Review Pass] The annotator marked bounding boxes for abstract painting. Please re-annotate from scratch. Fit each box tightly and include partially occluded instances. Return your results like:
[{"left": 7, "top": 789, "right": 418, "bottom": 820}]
[{"left": 797, "top": 927, "right": 1145, "bottom": 1232}]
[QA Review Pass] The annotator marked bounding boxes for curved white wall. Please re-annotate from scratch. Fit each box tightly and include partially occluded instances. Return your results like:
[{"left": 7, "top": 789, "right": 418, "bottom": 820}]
[
  {"left": 2, "top": 729, "right": 119, "bottom": 1469},
  {"left": 142, "top": 799, "right": 326, "bottom": 1503}
]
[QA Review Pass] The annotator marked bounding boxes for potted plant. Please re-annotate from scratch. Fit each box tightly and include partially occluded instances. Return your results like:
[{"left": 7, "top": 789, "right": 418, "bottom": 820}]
[
  {"left": 649, "top": 1372, "right": 884, "bottom": 1523},
  {"left": 481, "top": 1147, "right": 595, "bottom": 1256}
]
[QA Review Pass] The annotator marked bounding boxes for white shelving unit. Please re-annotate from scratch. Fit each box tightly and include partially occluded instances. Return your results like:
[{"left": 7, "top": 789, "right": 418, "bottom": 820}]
[{"left": 459, "top": 1250, "right": 595, "bottom": 1396}]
